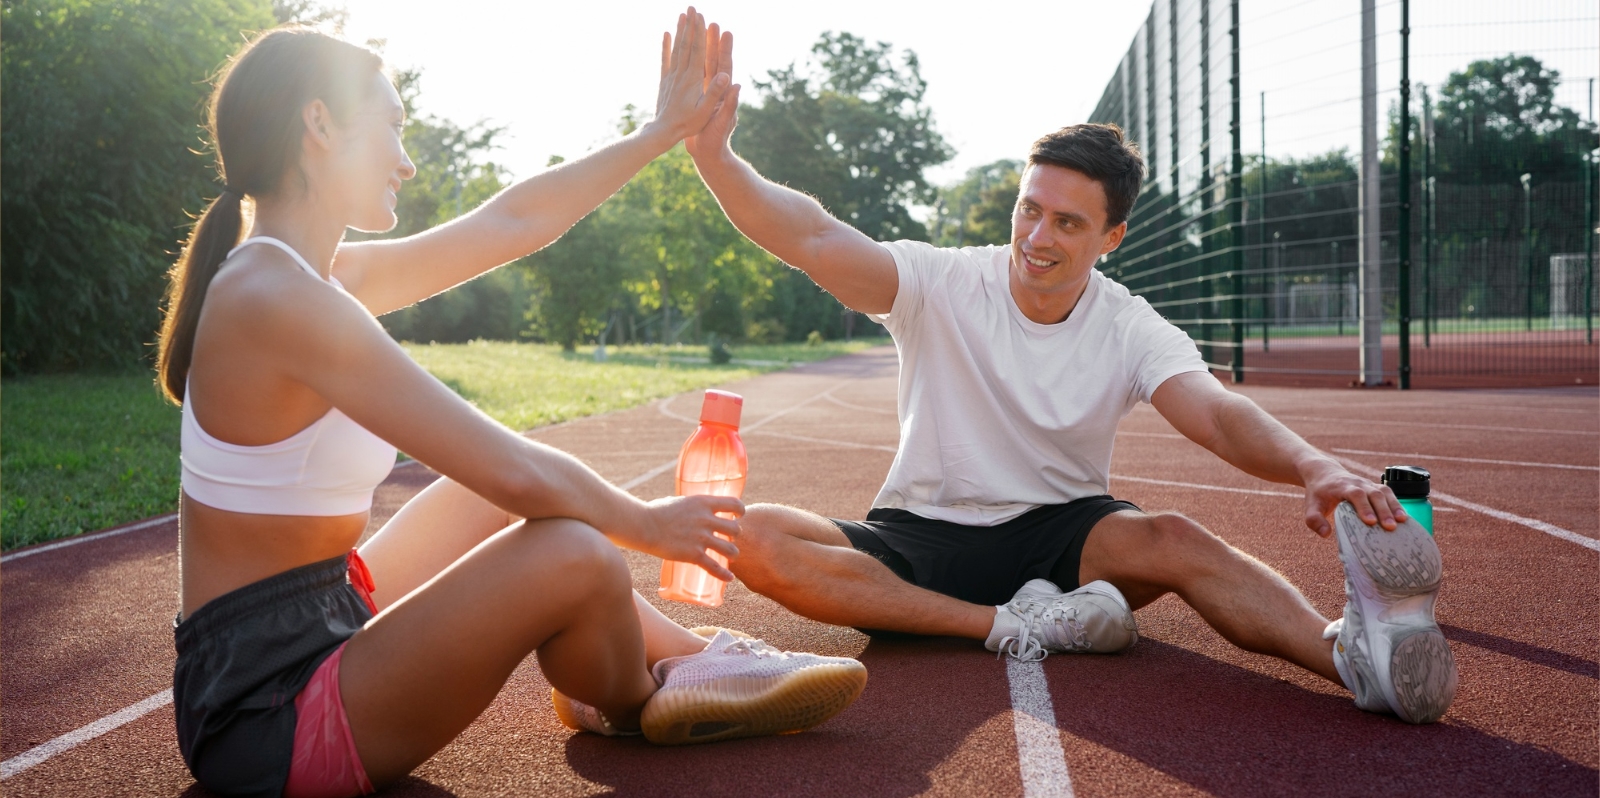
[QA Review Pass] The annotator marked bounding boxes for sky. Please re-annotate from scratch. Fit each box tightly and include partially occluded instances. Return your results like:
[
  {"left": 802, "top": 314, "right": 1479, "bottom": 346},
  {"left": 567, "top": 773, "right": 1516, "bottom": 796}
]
[
  {"left": 339, "top": 0, "right": 1154, "bottom": 185},
  {"left": 338, "top": 0, "right": 1597, "bottom": 186}
]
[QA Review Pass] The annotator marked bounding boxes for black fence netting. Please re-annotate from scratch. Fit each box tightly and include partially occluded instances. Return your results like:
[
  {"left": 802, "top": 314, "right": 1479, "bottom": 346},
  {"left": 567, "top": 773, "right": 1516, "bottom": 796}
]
[{"left": 1088, "top": 0, "right": 1598, "bottom": 388}]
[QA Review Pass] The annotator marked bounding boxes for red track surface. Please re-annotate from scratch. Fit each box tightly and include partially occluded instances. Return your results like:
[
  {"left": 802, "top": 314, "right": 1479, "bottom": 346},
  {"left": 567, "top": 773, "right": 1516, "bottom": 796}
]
[{"left": 3, "top": 347, "right": 1597, "bottom": 796}]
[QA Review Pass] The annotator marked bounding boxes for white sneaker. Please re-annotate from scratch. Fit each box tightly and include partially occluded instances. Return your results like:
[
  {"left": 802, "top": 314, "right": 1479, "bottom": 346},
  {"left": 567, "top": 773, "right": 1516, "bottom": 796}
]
[
  {"left": 1326, "top": 501, "right": 1457, "bottom": 724},
  {"left": 986, "top": 579, "right": 1139, "bottom": 661},
  {"left": 550, "top": 689, "right": 640, "bottom": 737},
  {"left": 640, "top": 630, "right": 868, "bottom": 745}
]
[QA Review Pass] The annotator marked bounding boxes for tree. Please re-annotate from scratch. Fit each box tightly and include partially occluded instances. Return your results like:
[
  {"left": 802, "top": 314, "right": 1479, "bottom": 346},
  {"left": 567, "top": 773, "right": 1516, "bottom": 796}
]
[
  {"left": 362, "top": 69, "right": 535, "bottom": 344},
  {"left": 272, "top": 0, "right": 347, "bottom": 30},
  {"left": 1, "top": 0, "right": 276, "bottom": 373},
  {"left": 734, "top": 31, "right": 951, "bottom": 341},
  {"left": 1427, "top": 54, "right": 1593, "bottom": 186},
  {"left": 932, "top": 160, "right": 1021, "bottom": 247}
]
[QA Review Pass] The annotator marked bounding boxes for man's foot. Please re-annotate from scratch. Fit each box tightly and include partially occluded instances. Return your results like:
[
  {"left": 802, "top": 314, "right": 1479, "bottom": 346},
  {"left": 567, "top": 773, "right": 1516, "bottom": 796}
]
[
  {"left": 640, "top": 630, "right": 867, "bottom": 745},
  {"left": 550, "top": 689, "right": 641, "bottom": 737},
  {"left": 1326, "top": 501, "right": 1457, "bottom": 724},
  {"left": 986, "top": 579, "right": 1139, "bottom": 661}
]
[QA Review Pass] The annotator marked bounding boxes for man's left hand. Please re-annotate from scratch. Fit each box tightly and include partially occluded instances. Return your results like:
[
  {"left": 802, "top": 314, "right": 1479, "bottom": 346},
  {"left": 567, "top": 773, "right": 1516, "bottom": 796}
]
[{"left": 1302, "top": 462, "right": 1406, "bottom": 537}]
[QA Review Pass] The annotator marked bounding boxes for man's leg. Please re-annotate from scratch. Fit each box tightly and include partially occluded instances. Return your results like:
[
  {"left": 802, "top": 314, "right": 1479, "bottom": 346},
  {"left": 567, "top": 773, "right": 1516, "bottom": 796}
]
[
  {"left": 730, "top": 504, "right": 995, "bottom": 639},
  {"left": 1078, "top": 510, "right": 1341, "bottom": 684}
]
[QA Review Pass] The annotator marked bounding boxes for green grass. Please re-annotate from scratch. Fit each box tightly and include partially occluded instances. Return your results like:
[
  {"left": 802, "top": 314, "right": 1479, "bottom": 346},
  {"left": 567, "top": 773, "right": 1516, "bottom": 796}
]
[
  {"left": 1, "top": 374, "right": 183, "bottom": 551},
  {"left": 1, "top": 338, "right": 888, "bottom": 551}
]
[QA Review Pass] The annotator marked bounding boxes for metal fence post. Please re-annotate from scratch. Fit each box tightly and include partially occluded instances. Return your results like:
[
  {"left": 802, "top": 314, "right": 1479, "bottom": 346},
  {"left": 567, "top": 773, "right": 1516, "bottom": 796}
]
[
  {"left": 1422, "top": 85, "right": 1433, "bottom": 348},
  {"left": 1397, "top": 0, "right": 1412, "bottom": 389},
  {"left": 1587, "top": 146, "right": 1595, "bottom": 345},
  {"left": 1522, "top": 172, "right": 1533, "bottom": 331},
  {"left": 1199, "top": 0, "right": 1215, "bottom": 368},
  {"left": 1230, "top": 0, "right": 1244, "bottom": 382},
  {"left": 1359, "top": 0, "right": 1384, "bottom": 385}
]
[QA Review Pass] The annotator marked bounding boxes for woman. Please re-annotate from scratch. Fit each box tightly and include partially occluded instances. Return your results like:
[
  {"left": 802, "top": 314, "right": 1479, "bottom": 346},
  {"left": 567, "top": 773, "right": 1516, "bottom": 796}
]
[{"left": 159, "top": 11, "right": 865, "bottom": 797}]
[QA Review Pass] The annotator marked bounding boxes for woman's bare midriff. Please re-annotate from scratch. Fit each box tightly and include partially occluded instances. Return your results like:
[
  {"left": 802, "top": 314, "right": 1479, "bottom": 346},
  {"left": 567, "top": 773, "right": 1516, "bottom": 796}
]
[{"left": 180, "top": 493, "right": 370, "bottom": 618}]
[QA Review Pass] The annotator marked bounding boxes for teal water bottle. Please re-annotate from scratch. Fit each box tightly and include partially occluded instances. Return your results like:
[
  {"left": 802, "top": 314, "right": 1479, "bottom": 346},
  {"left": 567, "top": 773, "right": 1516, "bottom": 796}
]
[{"left": 1383, "top": 465, "right": 1433, "bottom": 535}]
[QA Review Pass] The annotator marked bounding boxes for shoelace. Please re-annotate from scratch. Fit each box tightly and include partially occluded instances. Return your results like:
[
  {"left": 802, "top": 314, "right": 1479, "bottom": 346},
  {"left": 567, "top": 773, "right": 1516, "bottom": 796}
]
[
  {"left": 995, "top": 607, "right": 1046, "bottom": 662},
  {"left": 1033, "top": 606, "right": 1091, "bottom": 652},
  {"left": 717, "top": 636, "right": 780, "bottom": 659},
  {"left": 995, "top": 604, "right": 1091, "bottom": 661}
]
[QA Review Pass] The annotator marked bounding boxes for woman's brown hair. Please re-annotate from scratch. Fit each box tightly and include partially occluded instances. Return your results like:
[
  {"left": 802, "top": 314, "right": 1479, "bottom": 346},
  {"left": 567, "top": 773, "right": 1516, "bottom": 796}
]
[{"left": 155, "top": 28, "right": 383, "bottom": 404}]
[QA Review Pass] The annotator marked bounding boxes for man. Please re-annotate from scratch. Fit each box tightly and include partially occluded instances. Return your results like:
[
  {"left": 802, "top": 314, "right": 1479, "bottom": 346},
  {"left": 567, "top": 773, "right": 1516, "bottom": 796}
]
[{"left": 682, "top": 51, "right": 1457, "bottom": 724}]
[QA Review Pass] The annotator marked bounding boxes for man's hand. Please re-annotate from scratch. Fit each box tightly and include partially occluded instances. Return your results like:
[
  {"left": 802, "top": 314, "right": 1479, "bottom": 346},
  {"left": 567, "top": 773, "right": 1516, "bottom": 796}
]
[
  {"left": 620, "top": 494, "right": 743, "bottom": 581},
  {"left": 648, "top": 8, "right": 733, "bottom": 145},
  {"left": 685, "top": 26, "right": 738, "bottom": 162},
  {"left": 1300, "top": 460, "right": 1407, "bottom": 537},
  {"left": 1152, "top": 372, "right": 1408, "bottom": 539}
]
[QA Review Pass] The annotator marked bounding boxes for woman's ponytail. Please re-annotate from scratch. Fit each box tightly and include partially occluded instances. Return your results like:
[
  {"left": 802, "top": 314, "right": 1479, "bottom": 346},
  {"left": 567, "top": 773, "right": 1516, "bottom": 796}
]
[
  {"left": 152, "top": 28, "right": 382, "bottom": 405},
  {"left": 155, "top": 189, "right": 244, "bottom": 403}
]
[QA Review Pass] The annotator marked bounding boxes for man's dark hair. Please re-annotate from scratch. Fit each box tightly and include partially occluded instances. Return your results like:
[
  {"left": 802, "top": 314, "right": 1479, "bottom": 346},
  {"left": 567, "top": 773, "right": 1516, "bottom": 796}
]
[{"left": 1027, "top": 124, "right": 1146, "bottom": 229}]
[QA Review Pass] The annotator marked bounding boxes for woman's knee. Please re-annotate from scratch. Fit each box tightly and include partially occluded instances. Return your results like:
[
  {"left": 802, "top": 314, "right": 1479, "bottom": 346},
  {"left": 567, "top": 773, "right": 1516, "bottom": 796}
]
[{"left": 502, "top": 519, "right": 630, "bottom": 595}]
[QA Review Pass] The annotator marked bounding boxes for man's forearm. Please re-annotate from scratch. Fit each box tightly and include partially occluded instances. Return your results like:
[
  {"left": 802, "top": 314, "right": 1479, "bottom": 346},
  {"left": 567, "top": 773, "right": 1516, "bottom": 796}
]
[
  {"left": 1210, "top": 395, "right": 1342, "bottom": 488},
  {"left": 692, "top": 148, "right": 835, "bottom": 268}
]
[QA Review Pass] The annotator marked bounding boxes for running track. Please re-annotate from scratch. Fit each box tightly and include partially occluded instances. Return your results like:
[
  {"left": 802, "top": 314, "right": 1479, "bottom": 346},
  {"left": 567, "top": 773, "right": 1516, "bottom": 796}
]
[{"left": 3, "top": 347, "right": 1597, "bottom": 796}]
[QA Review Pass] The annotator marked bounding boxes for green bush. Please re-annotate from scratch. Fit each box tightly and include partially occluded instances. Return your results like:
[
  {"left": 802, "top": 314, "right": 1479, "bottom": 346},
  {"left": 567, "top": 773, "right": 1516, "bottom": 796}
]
[{"left": 1, "top": 0, "right": 275, "bottom": 373}]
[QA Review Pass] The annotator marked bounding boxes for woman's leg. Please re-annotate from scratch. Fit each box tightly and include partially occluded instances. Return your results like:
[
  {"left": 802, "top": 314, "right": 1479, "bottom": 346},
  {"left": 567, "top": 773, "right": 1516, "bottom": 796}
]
[
  {"left": 339, "top": 518, "right": 657, "bottom": 785},
  {"left": 358, "top": 476, "right": 514, "bottom": 610},
  {"left": 362, "top": 474, "right": 713, "bottom": 665},
  {"left": 633, "top": 591, "right": 718, "bottom": 663}
]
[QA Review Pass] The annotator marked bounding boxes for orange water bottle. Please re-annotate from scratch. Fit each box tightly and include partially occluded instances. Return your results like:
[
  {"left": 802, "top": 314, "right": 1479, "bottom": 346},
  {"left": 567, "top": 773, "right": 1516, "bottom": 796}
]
[{"left": 658, "top": 389, "right": 747, "bottom": 607}]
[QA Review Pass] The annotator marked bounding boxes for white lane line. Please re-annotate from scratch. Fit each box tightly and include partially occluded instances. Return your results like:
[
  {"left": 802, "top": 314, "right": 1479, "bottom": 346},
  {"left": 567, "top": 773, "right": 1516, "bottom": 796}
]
[
  {"left": 1279, "top": 416, "right": 1597, "bottom": 436},
  {"left": 748, "top": 430, "right": 897, "bottom": 453},
  {"left": 823, "top": 393, "right": 897, "bottom": 415},
  {"left": 1116, "top": 430, "right": 1187, "bottom": 440},
  {"left": 0, "top": 689, "right": 173, "bottom": 780},
  {"left": 1006, "top": 658, "right": 1075, "bottom": 798},
  {"left": 637, "top": 382, "right": 855, "bottom": 490},
  {"left": 1111, "top": 474, "right": 1300, "bottom": 498},
  {"left": 0, "top": 514, "right": 177, "bottom": 565},
  {"left": 620, "top": 460, "right": 678, "bottom": 491},
  {"left": 1330, "top": 448, "right": 1599, "bottom": 472},
  {"left": 1333, "top": 455, "right": 1600, "bottom": 553}
]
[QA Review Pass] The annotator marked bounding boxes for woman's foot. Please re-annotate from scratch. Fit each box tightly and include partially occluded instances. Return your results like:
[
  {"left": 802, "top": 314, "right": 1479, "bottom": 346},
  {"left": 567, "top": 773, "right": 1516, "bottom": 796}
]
[
  {"left": 550, "top": 689, "right": 641, "bottom": 737},
  {"left": 640, "top": 630, "right": 868, "bottom": 745}
]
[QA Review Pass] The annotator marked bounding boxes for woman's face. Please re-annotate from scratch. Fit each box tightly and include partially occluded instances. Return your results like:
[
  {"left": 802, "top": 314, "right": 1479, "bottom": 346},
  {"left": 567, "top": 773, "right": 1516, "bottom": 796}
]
[{"left": 334, "top": 72, "right": 416, "bottom": 233}]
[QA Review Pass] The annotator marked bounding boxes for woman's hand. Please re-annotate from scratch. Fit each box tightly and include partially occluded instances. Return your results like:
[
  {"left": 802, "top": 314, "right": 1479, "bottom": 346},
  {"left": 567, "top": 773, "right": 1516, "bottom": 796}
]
[
  {"left": 618, "top": 494, "right": 743, "bottom": 581},
  {"left": 648, "top": 7, "right": 733, "bottom": 144}
]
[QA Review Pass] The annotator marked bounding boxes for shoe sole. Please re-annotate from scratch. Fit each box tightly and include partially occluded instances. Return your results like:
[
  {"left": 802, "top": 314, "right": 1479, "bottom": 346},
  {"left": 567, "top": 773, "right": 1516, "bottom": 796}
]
[
  {"left": 1335, "top": 504, "right": 1456, "bottom": 724},
  {"left": 550, "top": 689, "right": 584, "bottom": 732},
  {"left": 640, "top": 661, "right": 867, "bottom": 745}
]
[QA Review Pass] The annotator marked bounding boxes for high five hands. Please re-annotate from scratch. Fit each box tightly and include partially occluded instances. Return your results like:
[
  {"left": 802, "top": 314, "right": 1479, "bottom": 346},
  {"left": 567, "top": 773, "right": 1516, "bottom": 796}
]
[{"left": 652, "top": 7, "right": 736, "bottom": 144}]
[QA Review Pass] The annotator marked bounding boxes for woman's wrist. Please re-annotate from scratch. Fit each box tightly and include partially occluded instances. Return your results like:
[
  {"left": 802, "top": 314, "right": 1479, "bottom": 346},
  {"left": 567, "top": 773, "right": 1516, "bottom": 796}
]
[{"left": 633, "top": 119, "right": 682, "bottom": 155}]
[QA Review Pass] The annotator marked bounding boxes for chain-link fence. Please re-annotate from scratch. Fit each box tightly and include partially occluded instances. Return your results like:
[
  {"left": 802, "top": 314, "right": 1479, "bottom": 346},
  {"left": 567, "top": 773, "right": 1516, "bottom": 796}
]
[{"left": 1089, "top": 0, "right": 1598, "bottom": 388}]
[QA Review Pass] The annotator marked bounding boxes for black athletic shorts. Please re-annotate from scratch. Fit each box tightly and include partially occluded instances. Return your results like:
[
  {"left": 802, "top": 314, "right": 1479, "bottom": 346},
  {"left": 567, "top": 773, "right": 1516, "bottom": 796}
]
[
  {"left": 173, "top": 553, "right": 373, "bottom": 797},
  {"left": 831, "top": 496, "right": 1139, "bottom": 606}
]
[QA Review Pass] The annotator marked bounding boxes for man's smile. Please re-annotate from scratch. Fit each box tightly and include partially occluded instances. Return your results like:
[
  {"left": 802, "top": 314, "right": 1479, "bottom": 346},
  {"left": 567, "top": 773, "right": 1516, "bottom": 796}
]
[{"left": 1020, "top": 249, "right": 1059, "bottom": 275}]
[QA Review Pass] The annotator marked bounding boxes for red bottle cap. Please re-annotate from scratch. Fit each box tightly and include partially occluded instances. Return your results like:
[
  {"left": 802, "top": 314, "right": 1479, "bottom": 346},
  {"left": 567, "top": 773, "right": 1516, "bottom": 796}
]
[{"left": 699, "top": 389, "right": 743, "bottom": 428}]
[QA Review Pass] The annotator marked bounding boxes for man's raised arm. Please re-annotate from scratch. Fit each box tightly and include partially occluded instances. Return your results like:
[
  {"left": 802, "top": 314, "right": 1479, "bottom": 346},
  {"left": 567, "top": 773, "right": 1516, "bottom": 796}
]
[{"left": 685, "top": 34, "right": 897, "bottom": 315}]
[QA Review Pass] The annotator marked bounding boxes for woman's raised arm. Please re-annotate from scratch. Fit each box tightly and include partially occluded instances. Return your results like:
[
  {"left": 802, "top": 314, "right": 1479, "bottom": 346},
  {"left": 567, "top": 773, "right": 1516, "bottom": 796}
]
[{"left": 332, "top": 8, "right": 731, "bottom": 316}]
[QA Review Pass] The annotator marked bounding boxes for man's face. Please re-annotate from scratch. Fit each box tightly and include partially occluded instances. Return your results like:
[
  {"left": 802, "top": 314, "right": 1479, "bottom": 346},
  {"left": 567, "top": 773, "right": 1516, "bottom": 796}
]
[{"left": 1008, "top": 163, "right": 1127, "bottom": 320}]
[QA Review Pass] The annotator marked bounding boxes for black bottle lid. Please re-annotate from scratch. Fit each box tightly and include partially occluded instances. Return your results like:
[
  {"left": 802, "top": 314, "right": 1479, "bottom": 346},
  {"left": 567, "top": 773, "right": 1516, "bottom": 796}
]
[{"left": 1382, "top": 465, "right": 1431, "bottom": 499}]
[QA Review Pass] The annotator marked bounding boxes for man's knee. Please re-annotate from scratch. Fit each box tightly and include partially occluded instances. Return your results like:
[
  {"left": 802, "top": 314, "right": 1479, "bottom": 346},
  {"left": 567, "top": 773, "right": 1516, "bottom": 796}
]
[
  {"left": 730, "top": 504, "right": 789, "bottom": 584},
  {"left": 733, "top": 503, "right": 841, "bottom": 592},
  {"left": 1089, "top": 511, "right": 1223, "bottom": 584},
  {"left": 1143, "top": 512, "right": 1218, "bottom": 551}
]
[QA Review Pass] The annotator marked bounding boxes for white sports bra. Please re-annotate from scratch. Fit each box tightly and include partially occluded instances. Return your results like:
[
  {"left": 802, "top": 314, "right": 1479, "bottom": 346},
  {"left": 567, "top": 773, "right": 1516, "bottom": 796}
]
[{"left": 179, "top": 237, "right": 397, "bottom": 516}]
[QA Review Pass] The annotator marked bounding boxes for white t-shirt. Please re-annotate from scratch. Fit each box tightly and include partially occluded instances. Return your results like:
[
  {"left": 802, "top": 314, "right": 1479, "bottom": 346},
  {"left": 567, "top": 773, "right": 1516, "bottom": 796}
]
[{"left": 868, "top": 241, "right": 1208, "bottom": 526}]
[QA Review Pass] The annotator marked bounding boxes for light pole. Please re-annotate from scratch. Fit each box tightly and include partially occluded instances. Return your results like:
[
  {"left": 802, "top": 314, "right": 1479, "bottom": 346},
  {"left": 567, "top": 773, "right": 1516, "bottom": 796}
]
[{"left": 1521, "top": 172, "right": 1533, "bottom": 331}]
